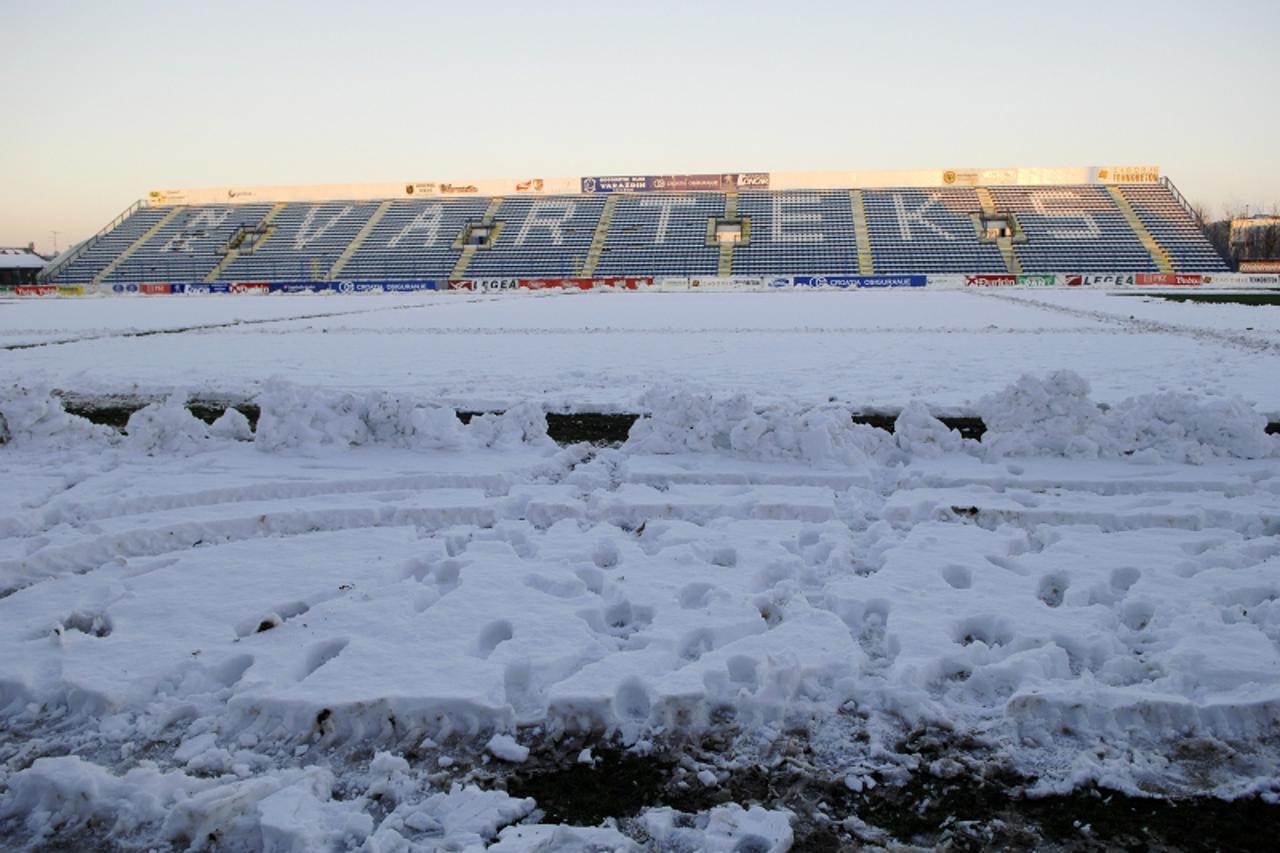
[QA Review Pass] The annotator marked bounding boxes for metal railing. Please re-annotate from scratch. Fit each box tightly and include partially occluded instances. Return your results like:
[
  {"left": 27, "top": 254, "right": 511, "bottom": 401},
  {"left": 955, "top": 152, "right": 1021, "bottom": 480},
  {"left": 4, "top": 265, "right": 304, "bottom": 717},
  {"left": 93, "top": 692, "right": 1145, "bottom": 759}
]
[
  {"left": 38, "top": 199, "right": 148, "bottom": 283},
  {"left": 1160, "top": 176, "right": 1201, "bottom": 226}
]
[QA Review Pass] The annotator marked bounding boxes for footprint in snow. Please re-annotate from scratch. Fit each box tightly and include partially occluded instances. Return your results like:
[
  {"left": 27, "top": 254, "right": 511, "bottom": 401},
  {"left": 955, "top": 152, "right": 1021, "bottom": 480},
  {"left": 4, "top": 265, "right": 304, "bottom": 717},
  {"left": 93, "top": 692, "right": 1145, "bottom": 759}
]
[
  {"left": 235, "top": 600, "right": 309, "bottom": 638},
  {"left": 473, "top": 619, "right": 514, "bottom": 659},
  {"left": 941, "top": 564, "right": 972, "bottom": 590},
  {"left": 1037, "top": 573, "right": 1069, "bottom": 608},
  {"left": 299, "top": 638, "right": 349, "bottom": 680}
]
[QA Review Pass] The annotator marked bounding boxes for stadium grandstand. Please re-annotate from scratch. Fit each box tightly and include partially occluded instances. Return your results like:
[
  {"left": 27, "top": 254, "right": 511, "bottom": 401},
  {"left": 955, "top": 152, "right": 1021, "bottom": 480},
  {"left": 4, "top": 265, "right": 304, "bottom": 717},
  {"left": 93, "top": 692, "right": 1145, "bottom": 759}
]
[{"left": 39, "top": 166, "right": 1229, "bottom": 289}]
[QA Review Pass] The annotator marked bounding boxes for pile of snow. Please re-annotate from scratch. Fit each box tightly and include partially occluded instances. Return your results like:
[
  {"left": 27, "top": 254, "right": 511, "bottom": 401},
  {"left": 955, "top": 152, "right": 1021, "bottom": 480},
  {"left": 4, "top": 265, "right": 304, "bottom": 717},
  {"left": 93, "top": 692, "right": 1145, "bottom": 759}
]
[
  {"left": 254, "top": 382, "right": 554, "bottom": 453},
  {"left": 0, "top": 385, "right": 115, "bottom": 447},
  {"left": 976, "top": 371, "right": 1278, "bottom": 463},
  {"left": 124, "top": 393, "right": 212, "bottom": 455},
  {"left": 626, "top": 387, "right": 895, "bottom": 466}
]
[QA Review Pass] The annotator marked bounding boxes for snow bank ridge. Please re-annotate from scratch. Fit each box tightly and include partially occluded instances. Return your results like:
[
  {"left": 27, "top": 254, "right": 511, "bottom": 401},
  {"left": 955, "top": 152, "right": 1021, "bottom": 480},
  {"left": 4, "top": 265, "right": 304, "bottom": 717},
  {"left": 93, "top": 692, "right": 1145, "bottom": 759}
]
[
  {"left": 0, "top": 384, "right": 115, "bottom": 447},
  {"left": 253, "top": 381, "right": 553, "bottom": 452},
  {"left": 2, "top": 373, "right": 1274, "bottom": 463},
  {"left": 0, "top": 384, "right": 556, "bottom": 454},
  {"left": 625, "top": 387, "right": 901, "bottom": 466},
  {"left": 976, "top": 371, "right": 1278, "bottom": 463}
]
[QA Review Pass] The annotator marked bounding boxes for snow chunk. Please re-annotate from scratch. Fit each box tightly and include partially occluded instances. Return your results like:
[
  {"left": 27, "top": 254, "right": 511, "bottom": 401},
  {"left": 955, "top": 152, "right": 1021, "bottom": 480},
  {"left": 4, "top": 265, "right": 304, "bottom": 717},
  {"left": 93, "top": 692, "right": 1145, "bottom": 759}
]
[
  {"left": 210, "top": 406, "right": 254, "bottom": 441},
  {"left": 642, "top": 804, "right": 794, "bottom": 852},
  {"left": 894, "top": 399, "right": 965, "bottom": 457},
  {"left": 125, "top": 393, "right": 211, "bottom": 455},
  {"left": 486, "top": 732, "right": 530, "bottom": 763},
  {"left": 490, "top": 823, "right": 641, "bottom": 851}
]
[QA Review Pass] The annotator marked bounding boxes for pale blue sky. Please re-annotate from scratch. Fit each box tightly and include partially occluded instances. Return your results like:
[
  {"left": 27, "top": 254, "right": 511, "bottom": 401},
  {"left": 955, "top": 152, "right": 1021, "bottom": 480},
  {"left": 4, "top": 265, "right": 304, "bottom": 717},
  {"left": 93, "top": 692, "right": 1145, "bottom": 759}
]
[{"left": 2, "top": 0, "right": 1276, "bottom": 253}]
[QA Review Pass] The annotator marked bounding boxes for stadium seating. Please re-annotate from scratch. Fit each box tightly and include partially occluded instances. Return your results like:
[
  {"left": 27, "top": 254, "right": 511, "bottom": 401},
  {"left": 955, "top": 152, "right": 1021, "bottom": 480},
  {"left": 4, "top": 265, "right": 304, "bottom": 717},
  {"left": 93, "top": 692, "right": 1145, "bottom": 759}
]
[
  {"left": 863, "top": 188, "right": 1008, "bottom": 273},
  {"left": 54, "top": 206, "right": 174, "bottom": 284},
  {"left": 988, "top": 185, "right": 1157, "bottom": 272},
  {"left": 1119, "top": 185, "right": 1230, "bottom": 271},
  {"left": 45, "top": 180, "right": 1228, "bottom": 284},
  {"left": 733, "top": 191, "right": 859, "bottom": 274},
  {"left": 104, "top": 204, "right": 276, "bottom": 284},
  {"left": 594, "top": 193, "right": 722, "bottom": 276},
  {"left": 463, "top": 196, "right": 607, "bottom": 277},
  {"left": 340, "top": 199, "right": 489, "bottom": 280},
  {"left": 217, "top": 202, "right": 384, "bottom": 281}
]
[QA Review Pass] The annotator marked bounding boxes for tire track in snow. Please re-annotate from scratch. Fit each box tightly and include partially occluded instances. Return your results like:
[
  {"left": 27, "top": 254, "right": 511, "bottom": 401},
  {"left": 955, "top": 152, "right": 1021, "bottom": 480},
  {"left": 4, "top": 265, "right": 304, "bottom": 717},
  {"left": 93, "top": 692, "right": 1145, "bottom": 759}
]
[
  {"left": 0, "top": 295, "right": 492, "bottom": 351},
  {"left": 0, "top": 472, "right": 518, "bottom": 539},
  {"left": 0, "top": 501, "right": 498, "bottom": 599},
  {"left": 969, "top": 289, "right": 1280, "bottom": 355}
]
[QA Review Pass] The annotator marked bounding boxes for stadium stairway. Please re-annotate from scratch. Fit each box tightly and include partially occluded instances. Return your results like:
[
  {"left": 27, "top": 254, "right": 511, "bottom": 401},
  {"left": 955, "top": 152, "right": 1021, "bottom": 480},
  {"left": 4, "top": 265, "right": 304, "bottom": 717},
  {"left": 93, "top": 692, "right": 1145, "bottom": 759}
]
[
  {"left": 206, "top": 203, "right": 287, "bottom": 283},
  {"left": 1107, "top": 186, "right": 1174, "bottom": 273},
  {"left": 329, "top": 200, "right": 393, "bottom": 280},
  {"left": 581, "top": 195, "right": 619, "bottom": 277},
  {"left": 850, "top": 190, "right": 875, "bottom": 274},
  {"left": 450, "top": 197, "right": 505, "bottom": 279},
  {"left": 975, "top": 187, "right": 1022, "bottom": 274},
  {"left": 717, "top": 192, "right": 738, "bottom": 275},
  {"left": 91, "top": 207, "right": 182, "bottom": 285}
]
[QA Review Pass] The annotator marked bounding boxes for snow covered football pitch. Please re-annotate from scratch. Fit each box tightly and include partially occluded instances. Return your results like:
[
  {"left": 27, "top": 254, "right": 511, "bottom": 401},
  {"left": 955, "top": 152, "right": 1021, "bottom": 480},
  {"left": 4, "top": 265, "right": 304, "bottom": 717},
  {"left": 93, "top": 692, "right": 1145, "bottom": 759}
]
[{"left": 1, "top": 288, "right": 1279, "bottom": 851}]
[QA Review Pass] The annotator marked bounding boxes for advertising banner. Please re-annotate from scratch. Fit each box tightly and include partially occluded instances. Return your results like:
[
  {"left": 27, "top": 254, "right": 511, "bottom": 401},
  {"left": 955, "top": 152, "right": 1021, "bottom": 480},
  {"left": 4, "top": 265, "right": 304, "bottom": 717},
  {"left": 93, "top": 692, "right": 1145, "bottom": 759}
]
[
  {"left": 690, "top": 277, "right": 763, "bottom": 289},
  {"left": 965, "top": 274, "right": 1019, "bottom": 287},
  {"left": 1135, "top": 273, "right": 1202, "bottom": 286},
  {"left": 771, "top": 275, "right": 927, "bottom": 289},
  {"left": 269, "top": 282, "right": 330, "bottom": 294},
  {"left": 1239, "top": 261, "right": 1280, "bottom": 273},
  {"left": 178, "top": 283, "right": 232, "bottom": 295},
  {"left": 1064, "top": 274, "right": 1135, "bottom": 287},
  {"left": 581, "top": 173, "right": 770, "bottom": 194},
  {"left": 230, "top": 282, "right": 271, "bottom": 294},
  {"left": 472, "top": 278, "right": 524, "bottom": 292},
  {"left": 57, "top": 285, "right": 85, "bottom": 297},
  {"left": 16, "top": 285, "right": 58, "bottom": 297},
  {"left": 1096, "top": 166, "right": 1160, "bottom": 184},
  {"left": 519, "top": 278, "right": 650, "bottom": 290},
  {"left": 465, "top": 277, "right": 653, "bottom": 293},
  {"left": 140, "top": 283, "right": 172, "bottom": 295},
  {"left": 853, "top": 275, "right": 927, "bottom": 288},
  {"left": 1016, "top": 274, "right": 1057, "bottom": 287},
  {"left": 329, "top": 281, "right": 439, "bottom": 293}
]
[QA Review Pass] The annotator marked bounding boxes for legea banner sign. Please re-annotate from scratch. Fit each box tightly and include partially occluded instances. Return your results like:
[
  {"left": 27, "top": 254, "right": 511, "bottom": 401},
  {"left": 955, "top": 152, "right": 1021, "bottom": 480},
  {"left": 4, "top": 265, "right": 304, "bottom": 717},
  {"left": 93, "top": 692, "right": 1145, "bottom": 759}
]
[{"left": 580, "top": 173, "right": 770, "bottom": 194}]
